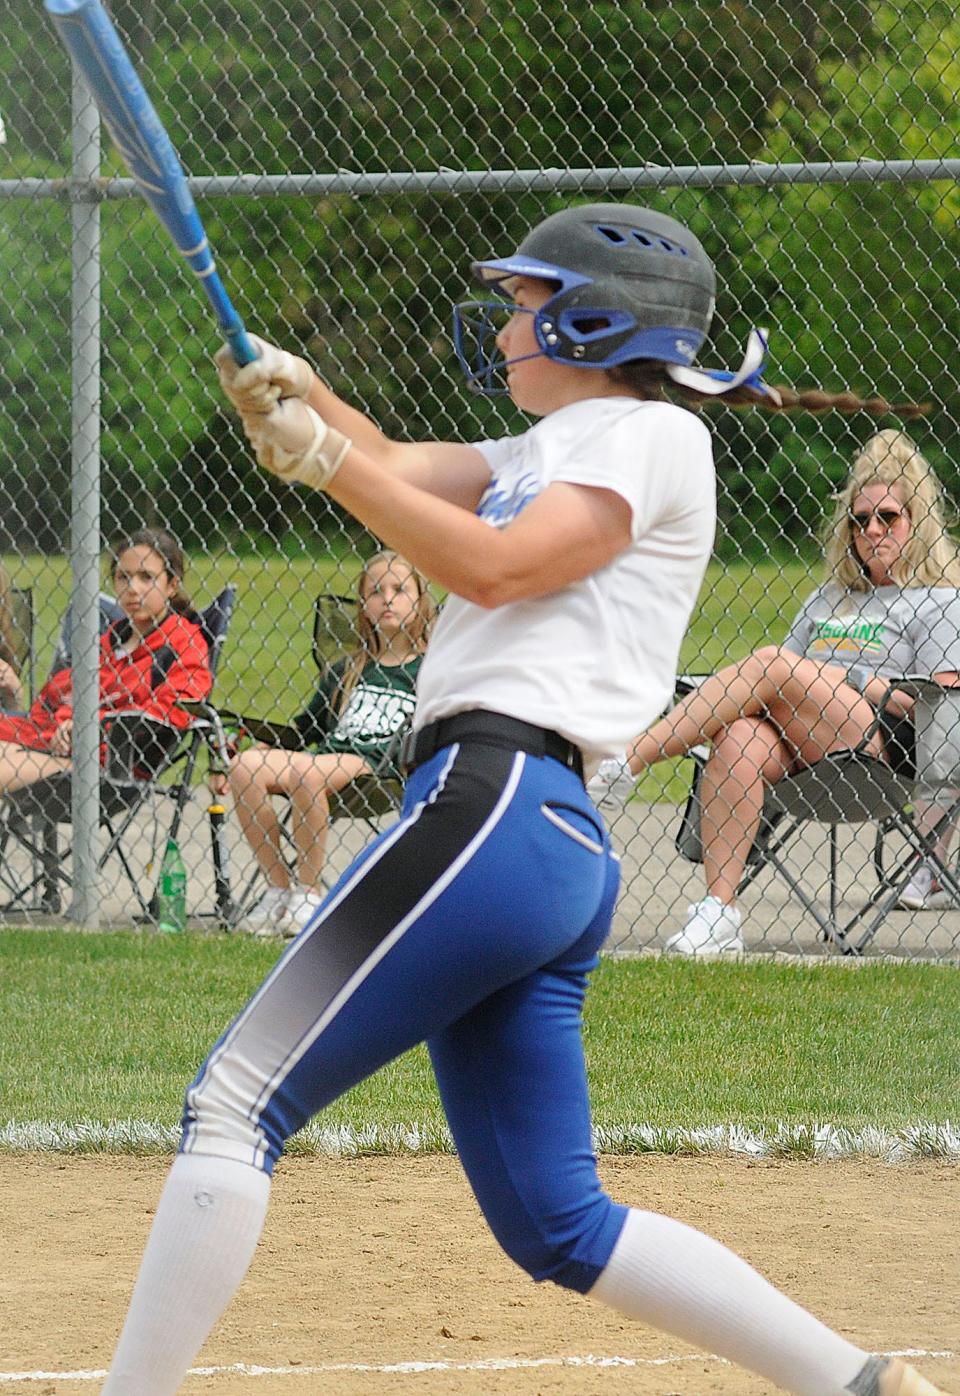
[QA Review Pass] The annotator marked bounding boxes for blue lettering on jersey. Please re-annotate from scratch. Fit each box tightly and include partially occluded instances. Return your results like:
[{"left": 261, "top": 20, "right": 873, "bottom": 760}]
[{"left": 477, "top": 470, "right": 540, "bottom": 526}]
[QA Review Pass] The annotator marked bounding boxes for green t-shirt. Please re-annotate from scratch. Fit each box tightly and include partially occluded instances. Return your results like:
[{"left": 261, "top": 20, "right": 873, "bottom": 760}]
[{"left": 293, "top": 654, "right": 421, "bottom": 763}]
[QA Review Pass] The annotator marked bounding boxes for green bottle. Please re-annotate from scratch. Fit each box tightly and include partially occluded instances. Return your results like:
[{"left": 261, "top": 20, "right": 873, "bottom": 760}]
[{"left": 156, "top": 837, "right": 187, "bottom": 934}]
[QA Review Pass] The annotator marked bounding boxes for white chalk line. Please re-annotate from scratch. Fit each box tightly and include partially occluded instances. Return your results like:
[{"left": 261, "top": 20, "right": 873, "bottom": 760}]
[
  {"left": 3, "top": 1118, "right": 960, "bottom": 1160},
  {"left": 0, "top": 1349, "right": 955, "bottom": 1383}
]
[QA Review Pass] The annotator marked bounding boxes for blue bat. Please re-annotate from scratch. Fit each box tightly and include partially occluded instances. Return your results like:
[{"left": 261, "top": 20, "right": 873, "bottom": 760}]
[{"left": 45, "top": 0, "right": 257, "bottom": 366}]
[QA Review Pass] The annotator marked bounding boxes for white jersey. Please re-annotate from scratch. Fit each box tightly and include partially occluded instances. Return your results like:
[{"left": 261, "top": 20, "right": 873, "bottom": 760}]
[{"left": 414, "top": 396, "right": 716, "bottom": 773}]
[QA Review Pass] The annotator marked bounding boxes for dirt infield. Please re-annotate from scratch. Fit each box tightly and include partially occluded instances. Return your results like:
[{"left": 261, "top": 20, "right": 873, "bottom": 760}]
[{"left": 1, "top": 1154, "right": 957, "bottom": 1395}]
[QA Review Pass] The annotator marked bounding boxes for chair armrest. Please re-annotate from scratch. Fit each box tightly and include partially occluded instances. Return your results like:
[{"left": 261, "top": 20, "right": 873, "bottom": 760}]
[
  {"left": 886, "top": 674, "right": 955, "bottom": 700},
  {"left": 178, "top": 702, "right": 305, "bottom": 763}
]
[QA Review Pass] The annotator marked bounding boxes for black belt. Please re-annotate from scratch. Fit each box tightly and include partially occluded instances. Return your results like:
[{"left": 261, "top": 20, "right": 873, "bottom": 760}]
[{"left": 400, "top": 709, "right": 584, "bottom": 780}]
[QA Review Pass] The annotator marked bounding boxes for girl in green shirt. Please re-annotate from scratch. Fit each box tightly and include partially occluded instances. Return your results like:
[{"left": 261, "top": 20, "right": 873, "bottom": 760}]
[{"left": 228, "top": 550, "right": 434, "bottom": 937}]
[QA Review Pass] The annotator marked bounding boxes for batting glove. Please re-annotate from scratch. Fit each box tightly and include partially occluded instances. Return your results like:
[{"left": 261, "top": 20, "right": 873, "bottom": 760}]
[
  {"left": 587, "top": 753, "right": 636, "bottom": 808},
  {"left": 216, "top": 334, "right": 314, "bottom": 415},
  {"left": 242, "top": 397, "right": 352, "bottom": 492}
]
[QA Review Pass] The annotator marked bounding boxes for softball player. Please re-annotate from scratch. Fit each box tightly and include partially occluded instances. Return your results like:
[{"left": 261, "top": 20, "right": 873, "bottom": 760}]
[{"left": 103, "top": 204, "right": 945, "bottom": 1396}]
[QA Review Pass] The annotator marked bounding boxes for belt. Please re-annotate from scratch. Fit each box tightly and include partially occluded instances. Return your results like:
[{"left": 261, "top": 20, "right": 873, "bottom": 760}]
[{"left": 400, "top": 709, "right": 584, "bottom": 780}]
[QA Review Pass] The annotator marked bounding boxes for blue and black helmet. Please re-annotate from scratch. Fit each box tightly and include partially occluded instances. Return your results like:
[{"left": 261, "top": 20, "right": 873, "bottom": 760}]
[{"left": 454, "top": 204, "right": 717, "bottom": 391}]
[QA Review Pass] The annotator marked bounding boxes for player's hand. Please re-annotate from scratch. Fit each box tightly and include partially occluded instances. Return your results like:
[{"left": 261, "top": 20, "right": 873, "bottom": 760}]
[
  {"left": 241, "top": 398, "right": 352, "bottom": 492},
  {"left": 587, "top": 753, "right": 636, "bottom": 808},
  {"left": 215, "top": 335, "right": 314, "bottom": 415}
]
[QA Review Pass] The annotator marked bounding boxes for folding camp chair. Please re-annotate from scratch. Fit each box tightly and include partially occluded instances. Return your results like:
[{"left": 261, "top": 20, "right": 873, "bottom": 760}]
[
  {"left": 671, "top": 672, "right": 960, "bottom": 956},
  {"left": 0, "top": 586, "right": 237, "bottom": 923},
  {"left": 0, "top": 587, "right": 118, "bottom": 907},
  {"left": 50, "top": 591, "right": 125, "bottom": 675},
  {"left": 208, "top": 589, "right": 410, "bottom": 929},
  {"left": 868, "top": 677, "right": 960, "bottom": 930},
  {"left": 311, "top": 589, "right": 407, "bottom": 823}
]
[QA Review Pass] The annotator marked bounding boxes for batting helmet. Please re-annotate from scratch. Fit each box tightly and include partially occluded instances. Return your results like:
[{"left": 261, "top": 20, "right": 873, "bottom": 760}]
[{"left": 454, "top": 204, "right": 716, "bottom": 392}]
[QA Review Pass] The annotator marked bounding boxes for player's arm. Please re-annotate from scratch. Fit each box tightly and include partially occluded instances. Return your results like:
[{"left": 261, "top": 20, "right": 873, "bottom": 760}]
[
  {"left": 303, "top": 377, "right": 491, "bottom": 508},
  {"left": 225, "top": 385, "right": 632, "bottom": 603},
  {"left": 328, "top": 451, "right": 631, "bottom": 606},
  {"left": 216, "top": 337, "right": 491, "bottom": 511}
]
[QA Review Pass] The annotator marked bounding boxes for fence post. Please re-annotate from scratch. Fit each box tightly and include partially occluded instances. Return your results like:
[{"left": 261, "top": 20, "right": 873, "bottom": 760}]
[{"left": 68, "top": 63, "right": 101, "bottom": 930}]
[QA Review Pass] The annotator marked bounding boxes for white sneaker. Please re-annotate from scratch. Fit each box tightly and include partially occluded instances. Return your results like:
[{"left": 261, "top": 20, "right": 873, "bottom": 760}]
[
  {"left": 665, "top": 896, "right": 745, "bottom": 956},
  {"left": 284, "top": 887, "right": 325, "bottom": 937},
  {"left": 238, "top": 885, "right": 291, "bottom": 938},
  {"left": 897, "top": 860, "right": 937, "bottom": 910},
  {"left": 587, "top": 753, "right": 636, "bottom": 808}
]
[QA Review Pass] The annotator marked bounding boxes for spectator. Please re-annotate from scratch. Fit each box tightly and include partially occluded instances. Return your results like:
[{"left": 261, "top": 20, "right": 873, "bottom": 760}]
[
  {"left": 0, "top": 529, "right": 211, "bottom": 794},
  {"left": 223, "top": 549, "right": 435, "bottom": 938},
  {"left": 626, "top": 429, "right": 960, "bottom": 952}
]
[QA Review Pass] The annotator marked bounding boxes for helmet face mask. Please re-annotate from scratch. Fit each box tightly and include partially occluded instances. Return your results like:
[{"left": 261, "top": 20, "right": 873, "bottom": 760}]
[{"left": 453, "top": 204, "right": 717, "bottom": 395}]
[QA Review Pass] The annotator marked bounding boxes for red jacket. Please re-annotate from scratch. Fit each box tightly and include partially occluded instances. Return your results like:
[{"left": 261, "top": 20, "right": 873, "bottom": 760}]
[{"left": 0, "top": 610, "right": 212, "bottom": 753}]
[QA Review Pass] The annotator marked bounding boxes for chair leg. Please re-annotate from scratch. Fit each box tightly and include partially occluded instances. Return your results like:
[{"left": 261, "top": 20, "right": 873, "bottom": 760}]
[
  {"left": 167, "top": 736, "right": 204, "bottom": 845},
  {"left": 40, "top": 817, "right": 62, "bottom": 914},
  {"left": 208, "top": 801, "right": 236, "bottom": 929},
  {"left": 750, "top": 845, "right": 858, "bottom": 955},
  {"left": 854, "top": 805, "right": 960, "bottom": 952},
  {"left": 829, "top": 824, "right": 839, "bottom": 926},
  {"left": 100, "top": 814, "right": 155, "bottom": 921}
]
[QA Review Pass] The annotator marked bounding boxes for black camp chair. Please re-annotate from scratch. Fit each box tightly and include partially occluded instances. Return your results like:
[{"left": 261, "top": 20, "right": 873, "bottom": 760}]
[
  {"left": 204, "top": 590, "right": 410, "bottom": 928},
  {"left": 672, "top": 673, "right": 960, "bottom": 956},
  {"left": 0, "top": 587, "right": 237, "bottom": 922}
]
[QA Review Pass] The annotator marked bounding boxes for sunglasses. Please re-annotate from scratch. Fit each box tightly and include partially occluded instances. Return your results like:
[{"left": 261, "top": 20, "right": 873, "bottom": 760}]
[{"left": 849, "top": 507, "right": 908, "bottom": 532}]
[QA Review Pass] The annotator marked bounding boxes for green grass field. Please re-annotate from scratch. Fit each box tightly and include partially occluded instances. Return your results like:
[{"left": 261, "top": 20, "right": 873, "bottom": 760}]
[
  {"left": 11, "top": 551, "right": 818, "bottom": 708},
  {"left": 1, "top": 929, "right": 957, "bottom": 1158},
  {"left": 9, "top": 551, "right": 820, "bottom": 803},
  {"left": 9, "top": 552, "right": 954, "bottom": 1161}
]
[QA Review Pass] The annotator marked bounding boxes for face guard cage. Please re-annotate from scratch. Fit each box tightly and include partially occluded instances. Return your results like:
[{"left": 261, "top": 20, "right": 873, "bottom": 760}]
[{"left": 452, "top": 300, "right": 542, "bottom": 395}]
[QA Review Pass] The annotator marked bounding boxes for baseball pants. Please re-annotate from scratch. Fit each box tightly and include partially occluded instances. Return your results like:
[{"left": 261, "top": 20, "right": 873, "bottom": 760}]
[{"left": 180, "top": 738, "right": 628, "bottom": 1292}]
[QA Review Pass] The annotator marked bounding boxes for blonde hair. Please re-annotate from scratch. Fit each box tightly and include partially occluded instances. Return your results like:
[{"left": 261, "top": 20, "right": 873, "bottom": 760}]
[
  {"left": 334, "top": 550, "right": 436, "bottom": 715},
  {"left": 0, "top": 564, "right": 21, "bottom": 675},
  {"left": 822, "top": 430, "right": 960, "bottom": 591}
]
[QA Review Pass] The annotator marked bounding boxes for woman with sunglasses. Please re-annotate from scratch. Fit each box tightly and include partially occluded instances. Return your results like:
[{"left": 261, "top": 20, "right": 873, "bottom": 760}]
[{"left": 623, "top": 428, "right": 960, "bottom": 952}]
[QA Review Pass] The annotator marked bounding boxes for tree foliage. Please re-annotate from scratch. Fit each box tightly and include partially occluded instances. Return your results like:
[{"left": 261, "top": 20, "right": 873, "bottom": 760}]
[{"left": 0, "top": 0, "right": 957, "bottom": 553}]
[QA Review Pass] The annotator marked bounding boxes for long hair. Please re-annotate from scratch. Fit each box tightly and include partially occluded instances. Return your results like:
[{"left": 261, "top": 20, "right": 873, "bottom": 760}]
[
  {"left": 109, "top": 528, "right": 198, "bottom": 619},
  {"left": 607, "top": 360, "right": 929, "bottom": 418},
  {"left": 821, "top": 430, "right": 960, "bottom": 591},
  {"left": 0, "top": 563, "right": 20, "bottom": 674},
  {"left": 334, "top": 550, "right": 436, "bottom": 716}
]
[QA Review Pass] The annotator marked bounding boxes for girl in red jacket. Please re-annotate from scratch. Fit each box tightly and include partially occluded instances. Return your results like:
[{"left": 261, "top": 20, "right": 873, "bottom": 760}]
[{"left": 0, "top": 529, "right": 212, "bottom": 792}]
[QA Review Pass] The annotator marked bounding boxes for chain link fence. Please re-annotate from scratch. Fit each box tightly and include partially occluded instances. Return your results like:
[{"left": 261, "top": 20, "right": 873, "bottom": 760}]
[{"left": 0, "top": 0, "right": 958, "bottom": 956}]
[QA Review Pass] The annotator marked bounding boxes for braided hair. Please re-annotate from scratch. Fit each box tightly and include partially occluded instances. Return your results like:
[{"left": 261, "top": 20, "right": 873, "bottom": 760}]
[{"left": 607, "top": 361, "right": 929, "bottom": 418}]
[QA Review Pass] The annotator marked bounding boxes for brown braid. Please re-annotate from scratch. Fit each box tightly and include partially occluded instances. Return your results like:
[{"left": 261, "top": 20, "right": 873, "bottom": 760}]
[
  {"left": 720, "top": 384, "right": 931, "bottom": 417},
  {"left": 607, "top": 362, "right": 930, "bottom": 417}
]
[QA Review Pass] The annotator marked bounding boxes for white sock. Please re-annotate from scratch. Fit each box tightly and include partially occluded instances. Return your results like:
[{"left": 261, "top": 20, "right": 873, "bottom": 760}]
[
  {"left": 590, "top": 1209, "right": 869, "bottom": 1396},
  {"left": 102, "top": 1153, "right": 272, "bottom": 1395}
]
